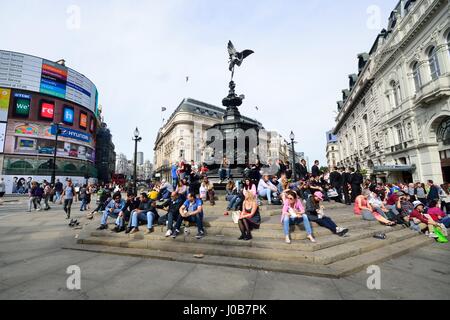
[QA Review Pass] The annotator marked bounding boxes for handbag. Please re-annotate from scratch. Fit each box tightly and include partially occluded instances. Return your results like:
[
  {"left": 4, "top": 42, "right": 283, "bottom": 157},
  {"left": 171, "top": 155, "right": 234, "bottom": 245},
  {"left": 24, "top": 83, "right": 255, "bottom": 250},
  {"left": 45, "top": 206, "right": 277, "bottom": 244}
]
[
  {"left": 327, "top": 188, "right": 339, "bottom": 198},
  {"left": 231, "top": 211, "right": 240, "bottom": 224}
]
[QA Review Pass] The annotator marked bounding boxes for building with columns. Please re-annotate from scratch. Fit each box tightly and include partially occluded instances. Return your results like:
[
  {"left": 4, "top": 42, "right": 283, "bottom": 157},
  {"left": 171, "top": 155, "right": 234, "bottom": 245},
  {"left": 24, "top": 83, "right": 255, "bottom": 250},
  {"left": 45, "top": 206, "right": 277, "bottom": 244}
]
[{"left": 332, "top": 0, "right": 450, "bottom": 184}]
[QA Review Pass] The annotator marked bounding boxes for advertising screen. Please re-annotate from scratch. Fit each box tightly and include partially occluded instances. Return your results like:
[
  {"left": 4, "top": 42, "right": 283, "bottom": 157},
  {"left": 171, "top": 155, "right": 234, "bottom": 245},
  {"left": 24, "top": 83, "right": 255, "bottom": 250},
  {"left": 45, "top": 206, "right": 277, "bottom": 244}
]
[
  {"left": 79, "top": 112, "right": 87, "bottom": 129},
  {"left": 89, "top": 117, "right": 95, "bottom": 133},
  {"left": 0, "top": 122, "right": 6, "bottom": 153},
  {"left": 13, "top": 93, "right": 31, "bottom": 117},
  {"left": 0, "top": 50, "right": 98, "bottom": 114},
  {"left": 63, "top": 106, "right": 74, "bottom": 124},
  {"left": 40, "top": 101, "right": 55, "bottom": 120},
  {"left": 0, "top": 88, "right": 11, "bottom": 121}
]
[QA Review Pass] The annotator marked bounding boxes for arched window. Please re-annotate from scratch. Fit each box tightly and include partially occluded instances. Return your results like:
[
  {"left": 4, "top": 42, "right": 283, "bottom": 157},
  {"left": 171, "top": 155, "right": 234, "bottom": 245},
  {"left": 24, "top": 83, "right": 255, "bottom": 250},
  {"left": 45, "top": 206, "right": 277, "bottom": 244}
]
[
  {"left": 411, "top": 62, "right": 422, "bottom": 92},
  {"left": 447, "top": 32, "right": 450, "bottom": 57},
  {"left": 428, "top": 46, "right": 441, "bottom": 80}
]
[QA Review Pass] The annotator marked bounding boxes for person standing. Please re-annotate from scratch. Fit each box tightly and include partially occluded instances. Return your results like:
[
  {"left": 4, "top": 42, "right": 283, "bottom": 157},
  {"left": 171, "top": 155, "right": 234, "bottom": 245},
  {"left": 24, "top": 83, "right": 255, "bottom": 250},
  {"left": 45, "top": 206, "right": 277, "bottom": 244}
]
[
  {"left": 311, "top": 160, "right": 321, "bottom": 178},
  {"left": 350, "top": 168, "right": 363, "bottom": 203},
  {"left": 43, "top": 182, "right": 52, "bottom": 210},
  {"left": 62, "top": 180, "right": 75, "bottom": 219},
  {"left": 295, "top": 159, "right": 308, "bottom": 181},
  {"left": 427, "top": 180, "right": 439, "bottom": 205},
  {"left": 79, "top": 184, "right": 88, "bottom": 211},
  {"left": 54, "top": 179, "right": 63, "bottom": 204},
  {"left": 0, "top": 178, "right": 5, "bottom": 205},
  {"left": 342, "top": 168, "right": 352, "bottom": 205},
  {"left": 329, "top": 167, "right": 342, "bottom": 203},
  {"left": 171, "top": 163, "right": 178, "bottom": 189}
]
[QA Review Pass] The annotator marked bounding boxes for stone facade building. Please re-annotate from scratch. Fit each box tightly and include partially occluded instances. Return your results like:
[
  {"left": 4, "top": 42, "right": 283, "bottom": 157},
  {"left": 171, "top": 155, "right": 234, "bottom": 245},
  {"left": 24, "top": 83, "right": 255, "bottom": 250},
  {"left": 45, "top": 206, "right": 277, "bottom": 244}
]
[{"left": 333, "top": 0, "right": 450, "bottom": 184}]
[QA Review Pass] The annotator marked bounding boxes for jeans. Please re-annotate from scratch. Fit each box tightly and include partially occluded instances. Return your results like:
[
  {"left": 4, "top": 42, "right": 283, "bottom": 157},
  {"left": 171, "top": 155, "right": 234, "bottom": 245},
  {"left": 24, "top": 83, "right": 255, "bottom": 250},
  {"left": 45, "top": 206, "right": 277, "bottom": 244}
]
[
  {"left": 314, "top": 216, "right": 338, "bottom": 233},
  {"left": 283, "top": 215, "right": 312, "bottom": 236},
  {"left": 219, "top": 168, "right": 231, "bottom": 180},
  {"left": 129, "top": 210, "right": 149, "bottom": 228},
  {"left": 160, "top": 189, "right": 171, "bottom": 200},
  {"left": 227, "top": 195, "right": 242, "bottom": 210},
  {"left": 175, "top": 212, "right": 204, "bottom": 234},
  {"left": 80, "top": 198, "right": 88, "bottom": 211},
  {"left": 64, "top": 199, "right": 73, "bottom": 217},
  {"left": 54, "top": 191, "right": 61, "bottom": 203},
  {"left": 386, "top": 205, "right": 400, "bottom": 216},
  {"left": 361, "top": 209, "right": 376, "bottom": 221},
  {"left": 373, "top": 207, "right": 389, "bottom": 220},
  {"left": 166, "top": 211, "right": 179, "bottom": 231},
  {"left": 439, "top": 216, "right": 450, "bottom": 228},
  {"left": 277, "top": 184, "right": 283, "bottom": 194},
  {"left": 259, "top": 189, "right": 273, "bottom": 204},
  {"left": 172, "top": 178, "right": 178, "bottom": 190},
  {"left": 101, "top": 208, "right": 124, "bottom": 227}
]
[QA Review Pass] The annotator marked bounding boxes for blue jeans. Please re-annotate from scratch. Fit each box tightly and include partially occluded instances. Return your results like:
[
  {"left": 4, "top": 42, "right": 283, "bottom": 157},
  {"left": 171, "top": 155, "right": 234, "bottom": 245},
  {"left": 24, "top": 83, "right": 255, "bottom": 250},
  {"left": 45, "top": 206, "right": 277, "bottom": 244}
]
[
  {"left": 259, "top": 189, "right": 273, "bottom": 204},
  {"left": 227, "top": 195, "right": 241, "bottom": 210},
  {"left": 80, "top": 198, "right": 88, "bottom": 211},
  {"left": 172, "top": 177, "right": 178, "bottom": 190},
  {"left": 283, "top": 215, "right": 313, "bottom": 236},
  {"left": 101, "top": 209, "right": 124, "bottom": 227},
  {"left": 54, "top": 191, "right": 61, "bottom": 203},
  {"left": 439, "top": 216, "right": 450, "bottom": 228},
  {"left": 175, "top": 211, "right": 204, "bottom": 233},
  {"left": 160, "top": 189, "right": 171, "bottom": 200},
  {"left": 386, "top": 205, "right": 399, "bottom": 216},
  {"left": 277, "top": 184, "right": 283, "bottom": 194},
  {"left": 219, "top": 168, "right": 231, "bottom": 180},
  {"left": 130, "top": 210, "right": 150, "bottom": 228}
]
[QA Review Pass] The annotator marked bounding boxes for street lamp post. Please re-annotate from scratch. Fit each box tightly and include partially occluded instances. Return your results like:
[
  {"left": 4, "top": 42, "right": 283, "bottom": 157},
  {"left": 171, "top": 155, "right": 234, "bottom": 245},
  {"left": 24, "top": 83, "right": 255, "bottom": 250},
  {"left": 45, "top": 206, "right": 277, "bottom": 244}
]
[
  {"left": 51, "top": 122, "right": 63, "bottom": 186},
  {"left": 132, "top": 127, "right": 142, "bottom": 195},
  {"left": 290, "top": 131, "right": 296, "bottom": 181}
]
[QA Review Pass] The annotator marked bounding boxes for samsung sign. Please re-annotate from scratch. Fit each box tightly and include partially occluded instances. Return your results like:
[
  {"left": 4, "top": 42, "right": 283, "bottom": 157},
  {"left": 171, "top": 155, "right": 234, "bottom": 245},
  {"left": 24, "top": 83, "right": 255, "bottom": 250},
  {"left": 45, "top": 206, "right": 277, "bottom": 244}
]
[{"left": 51, "top": 125, "right": 91, "bottom": 143}]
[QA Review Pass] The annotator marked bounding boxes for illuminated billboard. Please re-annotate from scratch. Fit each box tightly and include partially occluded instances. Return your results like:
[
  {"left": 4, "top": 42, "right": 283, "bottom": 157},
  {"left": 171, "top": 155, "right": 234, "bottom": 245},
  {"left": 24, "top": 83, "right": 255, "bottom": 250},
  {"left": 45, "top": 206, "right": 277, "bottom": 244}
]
[
  {"left": 79, "top": 112, "right": 87, "bottom": 129},
  {"left": 0, "top": 88, "right": 11, "bottom": 121},
  {"left": 13, "top": 93, "right": 31, "bottom": 117},
  {"left": 40, "top": 101, "right": 55, "bottom": 120},
  {"left": 0, "top": 50, "right": 98, "bottom": 115},
  {"left": 63, "top": 106, "right": 74, "bottom": 124}
]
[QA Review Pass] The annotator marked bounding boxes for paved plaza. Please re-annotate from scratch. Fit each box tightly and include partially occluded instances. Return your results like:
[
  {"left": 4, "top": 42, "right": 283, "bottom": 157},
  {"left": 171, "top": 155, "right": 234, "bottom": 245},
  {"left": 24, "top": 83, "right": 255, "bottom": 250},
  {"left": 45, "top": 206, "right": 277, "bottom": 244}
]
[{"left": 0, "top": 196, "right": 449, "bottom": 300}]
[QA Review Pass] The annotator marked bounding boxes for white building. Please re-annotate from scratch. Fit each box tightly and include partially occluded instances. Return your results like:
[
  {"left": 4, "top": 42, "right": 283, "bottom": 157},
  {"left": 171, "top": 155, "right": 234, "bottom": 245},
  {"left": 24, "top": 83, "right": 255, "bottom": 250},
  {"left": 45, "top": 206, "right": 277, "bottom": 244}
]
[
  {"left": 115, "top": 153, "right": 131, "bottom": 177},
  {"left": 325, "top": 131, "right": 340, "bottom": 169},
  {"left": 333, "top": 0, "right": 450, "bottom": 184}
]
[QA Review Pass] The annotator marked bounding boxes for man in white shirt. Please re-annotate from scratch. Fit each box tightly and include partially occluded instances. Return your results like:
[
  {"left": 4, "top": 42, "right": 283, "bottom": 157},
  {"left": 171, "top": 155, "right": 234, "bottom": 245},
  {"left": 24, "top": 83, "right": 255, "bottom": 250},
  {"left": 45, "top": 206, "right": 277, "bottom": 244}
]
[
  {"left": 257, "top": 175, "right": 278, "bottom": 205},
  {"left": 159, "top": 179, "right": 174, "bottom": 200}
]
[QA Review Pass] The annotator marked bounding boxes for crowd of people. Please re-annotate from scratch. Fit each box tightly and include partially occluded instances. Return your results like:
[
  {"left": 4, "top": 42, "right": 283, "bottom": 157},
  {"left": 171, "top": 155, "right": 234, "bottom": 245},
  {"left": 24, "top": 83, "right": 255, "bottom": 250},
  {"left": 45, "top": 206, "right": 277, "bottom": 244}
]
[{"left": 11, "top": 157, "right": 449, "bottom": 244}]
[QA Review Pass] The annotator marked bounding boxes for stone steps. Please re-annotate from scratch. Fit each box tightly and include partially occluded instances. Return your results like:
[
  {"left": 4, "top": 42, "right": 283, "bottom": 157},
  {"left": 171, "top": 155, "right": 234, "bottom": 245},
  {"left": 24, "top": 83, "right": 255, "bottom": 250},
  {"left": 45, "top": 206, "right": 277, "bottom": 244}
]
[
  {"left": 78, "top": 225, "right": 419, "bottom": 266},
  {"left": 72, "top": 199, "right": 435, "bottom": 278},
  {"left": 68, "top": 232, "right": 432, "bottom": 278}
]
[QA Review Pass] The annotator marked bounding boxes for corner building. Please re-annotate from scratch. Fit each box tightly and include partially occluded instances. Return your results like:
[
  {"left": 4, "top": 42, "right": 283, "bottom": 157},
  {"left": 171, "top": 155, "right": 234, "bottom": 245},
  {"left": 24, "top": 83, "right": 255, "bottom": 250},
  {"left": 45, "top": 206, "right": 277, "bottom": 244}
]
[
  {"left": 333, "top": 0, "right": 450, "bottom": 184},
  {"left": 0, "top": 50, "right": 99, "bottom": 193}
]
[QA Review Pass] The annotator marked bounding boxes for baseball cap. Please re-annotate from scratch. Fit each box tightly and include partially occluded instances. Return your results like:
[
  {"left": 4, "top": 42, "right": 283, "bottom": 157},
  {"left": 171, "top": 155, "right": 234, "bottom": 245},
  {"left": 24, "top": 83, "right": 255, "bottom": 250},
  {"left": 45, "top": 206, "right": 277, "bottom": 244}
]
[{"left": 413, "top": 201, "right": 423, "bottom": 209}]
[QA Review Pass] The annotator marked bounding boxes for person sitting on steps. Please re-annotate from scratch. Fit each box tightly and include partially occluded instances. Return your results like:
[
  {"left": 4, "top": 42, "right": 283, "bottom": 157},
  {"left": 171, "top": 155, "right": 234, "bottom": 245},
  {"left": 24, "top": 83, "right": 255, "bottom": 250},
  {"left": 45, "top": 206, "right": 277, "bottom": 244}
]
[
  {"left": 281, "top": 190, "right": 315, "bottom": 244},
  {"left": 305, "top": 191, "right": 349, "bottom": 237},
  {"left": 257, "top": 175, "right": 278, "bottom": 205},
  {"left": 97, "top": 192, "right": 126, "bottom": 231},
  {"left": 237, "top": 192, "right": 261, "bottom": 241},
  {"left": 172, "top": 193, "right": 205, "bottom": 239},
  {"left": 128, "top": 193, "right": 159, "bottom": 235}
]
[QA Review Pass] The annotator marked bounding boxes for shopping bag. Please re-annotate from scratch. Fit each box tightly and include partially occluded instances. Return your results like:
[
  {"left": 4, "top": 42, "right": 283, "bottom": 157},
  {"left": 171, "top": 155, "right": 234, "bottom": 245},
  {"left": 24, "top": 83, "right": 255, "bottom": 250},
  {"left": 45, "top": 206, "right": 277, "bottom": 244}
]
[
  {"left": 231, "top": 211, "right": 240, "bottom": 224},
  {"left": 433, "top": 226, "right": 448, "bottom": 243}
]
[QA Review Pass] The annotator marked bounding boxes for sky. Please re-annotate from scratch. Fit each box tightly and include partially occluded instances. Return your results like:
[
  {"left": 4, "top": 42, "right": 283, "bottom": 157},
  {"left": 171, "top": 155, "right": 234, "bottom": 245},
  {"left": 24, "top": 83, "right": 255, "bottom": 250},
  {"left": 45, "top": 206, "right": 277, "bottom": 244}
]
[{"left": 0, "top": 0, "right": 396, "bottom": 165}]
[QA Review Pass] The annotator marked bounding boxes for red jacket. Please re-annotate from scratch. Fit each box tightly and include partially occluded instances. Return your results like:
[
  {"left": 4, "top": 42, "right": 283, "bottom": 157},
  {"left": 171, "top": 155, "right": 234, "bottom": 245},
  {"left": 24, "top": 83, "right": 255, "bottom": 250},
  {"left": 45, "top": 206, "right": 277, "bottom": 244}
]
[
  {"left": 427, "top": 207, "right": 446, "bottom": 222},
  {"left": 410, "top": 209, "right": 429, "bottom": 224}
]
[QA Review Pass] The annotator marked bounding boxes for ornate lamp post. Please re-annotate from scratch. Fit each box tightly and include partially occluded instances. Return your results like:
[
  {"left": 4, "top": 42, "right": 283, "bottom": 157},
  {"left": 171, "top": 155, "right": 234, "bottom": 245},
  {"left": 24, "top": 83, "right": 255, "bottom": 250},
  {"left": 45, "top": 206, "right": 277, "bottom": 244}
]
[
  {"left": 132, "top": 127, "right": 142, "bottom": 195},
  {"left": 51, "top": 122, "right": 63, "bottom": 185},
  {"left": 290, "top": 131, "right": 296, "bottom": 181}
]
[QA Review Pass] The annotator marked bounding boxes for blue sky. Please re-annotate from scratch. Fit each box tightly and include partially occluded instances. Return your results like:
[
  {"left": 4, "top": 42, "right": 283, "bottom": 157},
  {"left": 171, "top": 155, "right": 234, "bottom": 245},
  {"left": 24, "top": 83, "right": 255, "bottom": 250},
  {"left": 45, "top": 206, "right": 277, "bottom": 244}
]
[{"left": 0, "top": 0, "right": 396, "bottom": 165}]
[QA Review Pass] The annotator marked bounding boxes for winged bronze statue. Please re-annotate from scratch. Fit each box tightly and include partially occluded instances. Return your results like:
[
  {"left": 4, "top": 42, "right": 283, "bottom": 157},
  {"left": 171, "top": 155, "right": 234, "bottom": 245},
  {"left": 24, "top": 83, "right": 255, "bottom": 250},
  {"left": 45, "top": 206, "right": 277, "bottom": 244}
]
[{"left": 228, "top": 41, "right": 254, "bottom": 80}]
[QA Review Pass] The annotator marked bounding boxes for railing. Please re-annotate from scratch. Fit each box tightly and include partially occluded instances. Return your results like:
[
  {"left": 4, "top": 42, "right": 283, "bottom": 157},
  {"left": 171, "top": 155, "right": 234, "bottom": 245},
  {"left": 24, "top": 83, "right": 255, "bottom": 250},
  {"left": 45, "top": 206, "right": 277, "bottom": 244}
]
[{"left": 391, "top": 142, "right": 408, "bottom": 153}]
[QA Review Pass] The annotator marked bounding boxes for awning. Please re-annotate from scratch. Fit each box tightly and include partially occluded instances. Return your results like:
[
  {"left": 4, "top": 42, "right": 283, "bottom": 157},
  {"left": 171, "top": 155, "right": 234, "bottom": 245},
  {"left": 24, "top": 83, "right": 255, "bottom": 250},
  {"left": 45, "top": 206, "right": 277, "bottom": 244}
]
[{"left": 373, "top": 165, "right": 416, "bottom": 173}]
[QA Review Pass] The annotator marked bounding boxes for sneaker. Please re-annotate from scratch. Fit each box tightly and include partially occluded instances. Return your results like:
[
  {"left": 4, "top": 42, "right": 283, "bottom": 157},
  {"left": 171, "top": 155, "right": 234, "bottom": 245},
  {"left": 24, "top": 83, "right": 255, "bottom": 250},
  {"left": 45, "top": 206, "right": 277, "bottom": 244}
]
[
  {"left": 336, "top": 227, "right": 349, "bottom": 237},
  {"left": 285, "top": 236, "right": 291, "bottom": 244},
  {"left": 165, "top": 229, "right": 173, "bottom": 237},
  {"left": 118, "top": 226, "right": 126, "bottom": 233},
  {"left": 97, "top": 225, "right": 107, "bottom": 230},
  {"left": 145, "top": 227, "right": 154, "bottom": 235},
  {"left": 195, "top": 231, "right": 205, "bottom": 239},
  {"left": 112, "top": 226, "right": 120, "bottom": 233},
  {"left": 36, "top": 208, "right": 41, "bottom": 212},
  {"left": 125, "top": 227, "right": 132, "bottom": 234},
  {"left": 429, "top": 232, "right": 438, "bottom": 239},
  {"left": 307, "top": 235, "right": 316, "bottom": 243},
  {"left": 171, "top": 230, "right": 180, "bottom": 239}
]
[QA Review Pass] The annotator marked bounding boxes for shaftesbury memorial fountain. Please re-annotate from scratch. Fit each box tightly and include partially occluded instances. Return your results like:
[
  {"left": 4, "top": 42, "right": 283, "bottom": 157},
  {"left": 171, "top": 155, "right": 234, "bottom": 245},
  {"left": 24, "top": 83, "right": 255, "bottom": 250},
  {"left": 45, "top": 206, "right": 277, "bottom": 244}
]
[{"left": 206, "top": 41, "right": 266, "bottom": 175}]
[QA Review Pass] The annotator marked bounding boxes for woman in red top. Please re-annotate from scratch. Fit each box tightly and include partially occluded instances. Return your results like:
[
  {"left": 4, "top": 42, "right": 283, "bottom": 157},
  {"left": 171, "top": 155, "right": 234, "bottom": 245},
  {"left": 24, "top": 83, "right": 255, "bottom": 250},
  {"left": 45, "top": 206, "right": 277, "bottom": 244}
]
[{"left": 355, "top": 190, "right": 395, "bottom": 226}]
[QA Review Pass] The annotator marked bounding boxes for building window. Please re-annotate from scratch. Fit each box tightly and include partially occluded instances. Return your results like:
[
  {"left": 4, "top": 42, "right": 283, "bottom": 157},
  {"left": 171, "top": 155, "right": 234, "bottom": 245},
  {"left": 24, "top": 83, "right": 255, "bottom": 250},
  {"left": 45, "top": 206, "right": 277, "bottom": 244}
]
[
  {"left": 447, "top": 32, "right": 450, "bottom": 57},
  {"left": 412, "top": 62, "right": 422, "bottom": 93},
  {"left": 396, "top": 124, "right": 404, "bottom": 144},
  {"left": 428, "top": 46, "right": 441, "bottom": 80}
]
